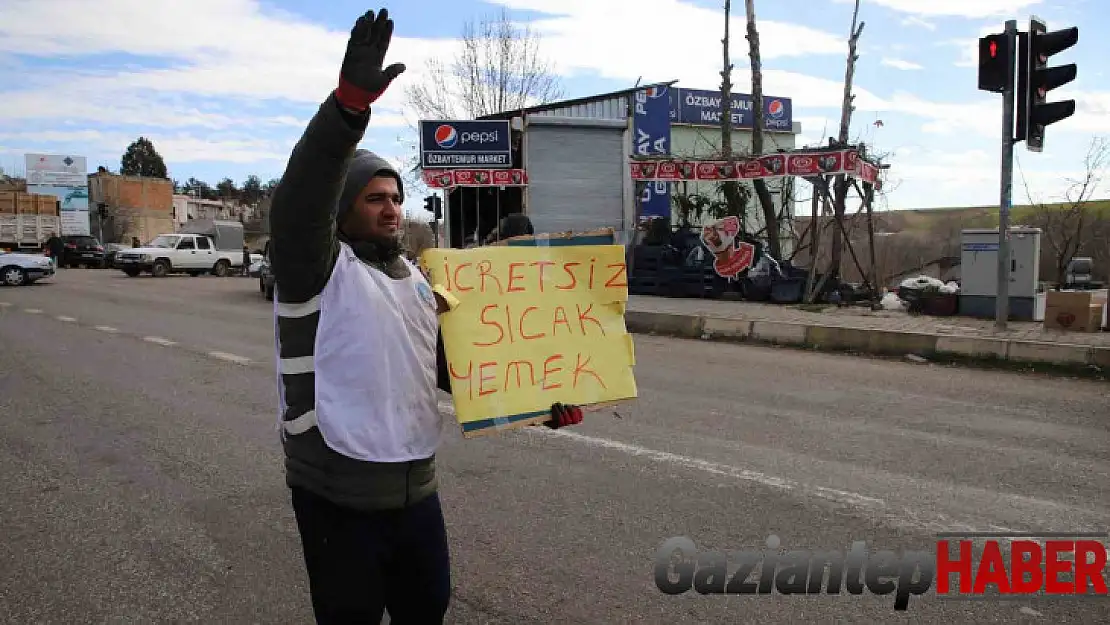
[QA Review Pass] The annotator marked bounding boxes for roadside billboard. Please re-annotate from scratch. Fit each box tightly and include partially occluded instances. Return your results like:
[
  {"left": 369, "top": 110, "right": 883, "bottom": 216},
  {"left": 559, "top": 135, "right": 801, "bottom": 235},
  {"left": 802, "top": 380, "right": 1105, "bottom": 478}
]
[
  {"left": 419, "top": 120, "right": 512, "bottom": 169},
  {"left": 25, "top": 153, "right": 90, "bottom": 236}
]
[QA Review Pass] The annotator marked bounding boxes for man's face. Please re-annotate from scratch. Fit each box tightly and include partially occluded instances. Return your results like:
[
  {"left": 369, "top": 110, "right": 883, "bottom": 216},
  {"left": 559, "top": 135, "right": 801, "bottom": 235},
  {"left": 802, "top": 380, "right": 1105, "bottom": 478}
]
[{"left": 340, "top": 175, "right": 402, "bottom": 241}]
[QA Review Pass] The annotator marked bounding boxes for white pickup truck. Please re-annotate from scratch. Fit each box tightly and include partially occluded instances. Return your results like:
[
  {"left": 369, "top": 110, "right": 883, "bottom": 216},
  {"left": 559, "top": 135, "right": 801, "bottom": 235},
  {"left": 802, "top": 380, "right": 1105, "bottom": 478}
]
[{"left": 114, "top": 233, "right": 241, "bottom": 278}]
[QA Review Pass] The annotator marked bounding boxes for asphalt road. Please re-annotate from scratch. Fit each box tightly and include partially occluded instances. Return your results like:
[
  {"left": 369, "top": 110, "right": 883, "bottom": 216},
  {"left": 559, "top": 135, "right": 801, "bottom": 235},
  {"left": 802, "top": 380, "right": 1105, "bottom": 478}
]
[{"left": 1, "top": 268, "right": 1108, "bottom": 624}]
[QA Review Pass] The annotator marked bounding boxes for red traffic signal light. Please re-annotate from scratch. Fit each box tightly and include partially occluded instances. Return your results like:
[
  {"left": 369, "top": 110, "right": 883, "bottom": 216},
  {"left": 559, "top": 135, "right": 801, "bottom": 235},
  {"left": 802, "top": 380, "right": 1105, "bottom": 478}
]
[{"left": 978, "top": 33, "right": 1011, "bottom": 93}]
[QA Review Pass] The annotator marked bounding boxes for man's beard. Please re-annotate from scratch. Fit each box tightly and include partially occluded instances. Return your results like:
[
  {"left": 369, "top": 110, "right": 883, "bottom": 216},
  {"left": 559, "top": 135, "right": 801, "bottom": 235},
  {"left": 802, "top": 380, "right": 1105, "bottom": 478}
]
[{"left": 339, "top": 227, "right": 404, "bottom": 264}]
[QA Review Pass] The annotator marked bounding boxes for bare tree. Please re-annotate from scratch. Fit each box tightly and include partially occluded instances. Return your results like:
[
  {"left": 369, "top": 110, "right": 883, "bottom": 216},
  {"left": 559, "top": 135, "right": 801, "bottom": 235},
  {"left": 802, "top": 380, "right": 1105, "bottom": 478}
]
[
  {"left": 717, "top": 0, "right": 750, "bottom": 227},
  {"left": 1020, "top": 136, "right": 1109, "bottom": 285},
  {"left": 401, "top": 218, "right": 436, "bottom": 259},
  {"left": 804, "top": 0, "right": 863, "bottom": 303},
  {"left": 828, "top": 0, "right": 864, "bottom": 283},
  {"left": 103, "top": 209, "right": 136, "bottom": 245},
  {"left": 404, "top": 8, "right": 563, "bottom": 120},
  {"left": 743, "top": 0, "right": 782, "bottom": 260}
]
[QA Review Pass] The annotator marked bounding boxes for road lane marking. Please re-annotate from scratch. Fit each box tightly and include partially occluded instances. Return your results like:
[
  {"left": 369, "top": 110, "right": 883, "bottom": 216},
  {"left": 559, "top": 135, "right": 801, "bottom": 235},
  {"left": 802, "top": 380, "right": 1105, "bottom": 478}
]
[
  {"left": 143, "top": 336, "right": 177, "bottom": 346},
  {"left": 0, "top": 302, "right": 10, "bottom": 307},
  {"left": 94, "top": 325, "right": 119, "bottom": 333},
  {"left": 207, "top": 351, "right": 252, "bottom": 365},
  {"left": 435, "top": 400, "right": 885, "bottom": 507},
  {"left": 24, "top": 308, "right": 43, "bottom": 314},
  {"left": 433, "top": 400, "right": 1036, "bottom": 537},
  {"left": 56, "top": 316, "right": 77, "bottom": 322}
]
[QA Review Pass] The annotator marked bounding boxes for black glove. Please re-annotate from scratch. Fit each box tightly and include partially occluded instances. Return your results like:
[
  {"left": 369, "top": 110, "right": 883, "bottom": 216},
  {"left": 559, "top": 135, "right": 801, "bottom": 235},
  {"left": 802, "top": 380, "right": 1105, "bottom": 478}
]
[
  {"left": 545, "top": 402, "right": 584, "bottom": 429},
  {"left": 335, "top": 9, "right": 406, "bottom": 113}
]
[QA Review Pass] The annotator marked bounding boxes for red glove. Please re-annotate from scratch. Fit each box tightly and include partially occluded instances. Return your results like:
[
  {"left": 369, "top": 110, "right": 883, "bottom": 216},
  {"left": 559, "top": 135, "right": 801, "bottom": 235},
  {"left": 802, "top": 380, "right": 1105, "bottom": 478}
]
[{"left": 546, "top": 402, "right": 584, "bottom": 429}]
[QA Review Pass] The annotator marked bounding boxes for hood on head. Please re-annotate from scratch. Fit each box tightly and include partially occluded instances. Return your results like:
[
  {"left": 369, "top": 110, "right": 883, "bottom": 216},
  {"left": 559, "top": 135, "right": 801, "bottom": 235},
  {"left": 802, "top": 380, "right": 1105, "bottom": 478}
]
[{"left": 336, "top": 149, "right": 405, "bottom": 226}]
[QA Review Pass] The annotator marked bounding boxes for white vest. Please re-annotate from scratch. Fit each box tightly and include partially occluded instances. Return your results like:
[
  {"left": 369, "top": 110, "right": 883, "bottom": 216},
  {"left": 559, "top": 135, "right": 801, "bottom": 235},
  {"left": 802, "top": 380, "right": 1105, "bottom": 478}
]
[{"left": 275, "top": 242, "right": 444, "bottom": 462}]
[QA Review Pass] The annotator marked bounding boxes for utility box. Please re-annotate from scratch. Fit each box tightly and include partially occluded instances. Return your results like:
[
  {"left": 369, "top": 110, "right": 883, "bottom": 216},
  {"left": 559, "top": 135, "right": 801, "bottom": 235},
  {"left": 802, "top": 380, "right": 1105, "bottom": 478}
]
[{"left": 958, "top": 227, "right": 1041, "bottom": 321}]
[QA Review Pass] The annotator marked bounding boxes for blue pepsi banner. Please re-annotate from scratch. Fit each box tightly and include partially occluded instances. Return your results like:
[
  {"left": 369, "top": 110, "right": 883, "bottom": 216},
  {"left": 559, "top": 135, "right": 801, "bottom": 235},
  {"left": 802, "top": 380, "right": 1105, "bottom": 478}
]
[
  {"left": 419, "top": 120, "right": 512, "bottom": 169},
  {"left": 669, "top": 88, "right": 793, "bottom": 132},
  {"left": 632, "top": 85, "right": 672, "bottom": 220}
]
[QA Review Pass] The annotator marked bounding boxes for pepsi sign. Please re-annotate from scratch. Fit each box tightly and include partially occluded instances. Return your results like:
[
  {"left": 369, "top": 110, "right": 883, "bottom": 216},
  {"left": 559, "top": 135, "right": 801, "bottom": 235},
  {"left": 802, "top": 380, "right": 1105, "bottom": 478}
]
[
  {"left": 419, "top": 120, "right": 512, "bottom": 169},
  {"left": 669, "top": 88, "right": 793, "bottom": 131}
]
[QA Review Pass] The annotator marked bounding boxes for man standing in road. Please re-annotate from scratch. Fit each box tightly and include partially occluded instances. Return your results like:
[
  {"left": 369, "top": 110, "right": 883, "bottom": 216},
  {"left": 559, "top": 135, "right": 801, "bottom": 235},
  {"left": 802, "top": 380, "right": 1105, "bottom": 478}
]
[
  {"left": 45, "top": 234, "right": 64, "bottom": 270},
  {"left": 241, "top": 244, "right": 251, "bottom": 277},
  {"left": 267, "top": 9, "right": 584, "bottom": 624}
]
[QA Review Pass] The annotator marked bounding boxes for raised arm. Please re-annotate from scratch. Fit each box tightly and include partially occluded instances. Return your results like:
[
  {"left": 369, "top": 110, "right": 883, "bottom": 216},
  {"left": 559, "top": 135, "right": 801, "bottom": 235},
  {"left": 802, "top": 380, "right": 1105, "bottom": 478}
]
[{"left": 268, "top": 8, "right": 406, "bottom": 303}]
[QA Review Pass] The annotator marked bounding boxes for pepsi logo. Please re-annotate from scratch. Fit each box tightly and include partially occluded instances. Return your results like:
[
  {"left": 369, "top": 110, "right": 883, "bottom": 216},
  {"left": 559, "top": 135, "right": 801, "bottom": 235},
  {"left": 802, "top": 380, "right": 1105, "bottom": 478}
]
[
  {"left": 434, "top": 124, "right": 458, "bottom": 149},
  {"left": 767, "top": 99, "right": 786, "bottom": 119}
]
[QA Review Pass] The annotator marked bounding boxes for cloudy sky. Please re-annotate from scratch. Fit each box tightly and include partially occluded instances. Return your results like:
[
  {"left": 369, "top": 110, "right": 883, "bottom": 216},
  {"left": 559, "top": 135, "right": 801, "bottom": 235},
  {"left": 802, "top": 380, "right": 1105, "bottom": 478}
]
[{"left": 0, "top": 0, "right": 1106, "bottom": 217}]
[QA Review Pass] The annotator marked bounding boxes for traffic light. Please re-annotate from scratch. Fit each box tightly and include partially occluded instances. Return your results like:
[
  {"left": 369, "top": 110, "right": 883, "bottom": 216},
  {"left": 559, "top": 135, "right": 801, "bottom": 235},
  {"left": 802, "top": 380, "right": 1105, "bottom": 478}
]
[
  {"left": 1016, "top": 18, "right": 1078, "bottom": 152},
  {"left": 423, "top": 194, "right": 442, "bottom": 220},
  {"left": 978, "top": 33, "right": 1011, "bottom": 93}
]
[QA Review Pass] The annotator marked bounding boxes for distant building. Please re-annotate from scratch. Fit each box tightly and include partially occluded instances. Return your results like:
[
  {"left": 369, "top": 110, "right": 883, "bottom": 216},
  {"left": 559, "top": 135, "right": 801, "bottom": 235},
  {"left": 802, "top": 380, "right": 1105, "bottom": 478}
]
[
  {"left": 446, "top": 83, "right": 802, "bottom": 254},
  {"left": 171, "top": 195, "right": 259, "bottom": 227},
  {"left": 87, "top": 172, "right": 174, "bottom": 244}
]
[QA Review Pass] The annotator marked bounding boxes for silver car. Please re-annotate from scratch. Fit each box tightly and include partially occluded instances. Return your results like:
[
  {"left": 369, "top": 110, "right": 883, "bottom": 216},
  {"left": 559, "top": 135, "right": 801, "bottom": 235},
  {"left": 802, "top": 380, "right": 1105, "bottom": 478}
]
[{"left": 0, "top": 250, "right": 55, "bottom": 286}]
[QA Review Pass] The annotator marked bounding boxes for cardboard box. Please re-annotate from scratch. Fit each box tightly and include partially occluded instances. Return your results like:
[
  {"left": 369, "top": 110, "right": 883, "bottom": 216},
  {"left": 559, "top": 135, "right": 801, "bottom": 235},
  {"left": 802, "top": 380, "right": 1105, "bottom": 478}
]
[{"left": 1044, "top": 290, "right": 1106, "bottom": 332}]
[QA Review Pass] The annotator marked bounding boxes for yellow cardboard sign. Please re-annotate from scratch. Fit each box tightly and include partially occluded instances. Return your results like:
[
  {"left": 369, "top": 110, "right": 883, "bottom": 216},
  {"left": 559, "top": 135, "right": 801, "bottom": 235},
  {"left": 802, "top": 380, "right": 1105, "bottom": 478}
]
[{"left": 419, "top": 244, "right": 637, "bottom": 437}]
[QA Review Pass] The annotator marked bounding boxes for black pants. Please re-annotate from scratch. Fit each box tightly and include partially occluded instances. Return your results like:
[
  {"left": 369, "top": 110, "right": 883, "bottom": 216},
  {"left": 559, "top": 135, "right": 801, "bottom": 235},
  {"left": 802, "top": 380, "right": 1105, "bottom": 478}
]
[{"left": 291, "top": 487, "right": 452, "bottom": 624}]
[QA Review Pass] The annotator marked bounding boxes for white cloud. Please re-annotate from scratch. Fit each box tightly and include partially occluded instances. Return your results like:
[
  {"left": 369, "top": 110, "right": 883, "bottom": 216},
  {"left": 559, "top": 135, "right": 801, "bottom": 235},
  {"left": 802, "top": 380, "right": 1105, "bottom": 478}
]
[
  {"left": 832, "top": 0, "right": 1043, "bottom": 19},
  {"left": 1056, "top": 90, "right": 1110, "bottom": 134},
  {"left": 0, "top": 0, "right": 848, "bottom": 127},
  {"left": 0, "top": 0, "right": 452, "bottom": 128},
  {"left": 0, "top": 129, "right": 291, "bottom": 165},
  {"left": 901, "top": 16, "right": 937, "bottom": 30},
  {"left": 0, "top": 0, "right": 1100, "bottom": 214},
  {"left": 877, "top": 143, "right": 1102, "bottom": 209},
  {"left": 881, "top": 58, "right": 924, "bottom": 71}
]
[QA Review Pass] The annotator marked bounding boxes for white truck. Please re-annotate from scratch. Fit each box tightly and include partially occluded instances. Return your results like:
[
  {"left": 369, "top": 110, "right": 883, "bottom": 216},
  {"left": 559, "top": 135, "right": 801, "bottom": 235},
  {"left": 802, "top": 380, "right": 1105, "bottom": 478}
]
[
  {"left": 0, "top": 214, "right": 61, "bottom": 252},
  {"left": 115, "top": 230, "right": 244, "bottom": 278}
]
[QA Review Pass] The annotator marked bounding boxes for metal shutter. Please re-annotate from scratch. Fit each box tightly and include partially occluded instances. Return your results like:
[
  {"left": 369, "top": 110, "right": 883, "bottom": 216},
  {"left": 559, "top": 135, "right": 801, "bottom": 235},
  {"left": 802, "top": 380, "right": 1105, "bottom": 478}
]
[{"left": 524, "top": 122, "right": 625, "bottom": 234}]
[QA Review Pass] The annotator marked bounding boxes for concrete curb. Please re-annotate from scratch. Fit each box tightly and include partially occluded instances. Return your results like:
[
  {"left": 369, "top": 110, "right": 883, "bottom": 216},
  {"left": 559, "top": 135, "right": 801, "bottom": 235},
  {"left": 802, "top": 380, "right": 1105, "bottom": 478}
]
[{"left": 626, "top": 310, "right": 1109, "bottom": 374}]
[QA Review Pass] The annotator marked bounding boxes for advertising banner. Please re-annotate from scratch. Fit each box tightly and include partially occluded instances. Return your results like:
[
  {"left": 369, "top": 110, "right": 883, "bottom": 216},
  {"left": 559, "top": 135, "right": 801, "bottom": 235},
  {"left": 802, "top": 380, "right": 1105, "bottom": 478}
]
[
  {"left": 25, "top": 153, "right": 90, "bottom": 236},
  {"left": 632, "top": 86, "right": 672, "bottom": 220},
  {"left": 419, "top": 243, "right": 637, "bottom": 438},
  {"left": 629, "top": 148, "right": 880, "bottom": 184},
  {"left": 700, "top": 216, "right": 756, "bottom": 278},
  {"left": 25, "top": 153, "right": 87, "bottom": 187},
  {"left": 422, "top": 168, "right": 529, "bottom": 189},
  {"left": 669, "top": 88, "right": 793, "bottom": 131},
  {"left": 419, "top": 120, "right": 512, "bottom": 169}
]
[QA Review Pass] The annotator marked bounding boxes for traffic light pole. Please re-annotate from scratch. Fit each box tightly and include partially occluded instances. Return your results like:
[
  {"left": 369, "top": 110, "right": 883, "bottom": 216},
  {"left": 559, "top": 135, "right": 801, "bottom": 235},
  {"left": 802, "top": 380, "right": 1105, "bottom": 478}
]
[{"left": 995, "top": 19, "right": 1017, "bottom": 332}]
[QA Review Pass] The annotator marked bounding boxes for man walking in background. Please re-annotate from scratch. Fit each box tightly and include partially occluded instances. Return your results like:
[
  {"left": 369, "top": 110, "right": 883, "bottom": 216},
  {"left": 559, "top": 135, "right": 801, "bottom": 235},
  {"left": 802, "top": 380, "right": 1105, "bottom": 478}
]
[
  {"left": 44, "top": 234, "right": 64, "bottom": 270},
  {"left": 267, "top": 9, "right": 583, "bottom": 624},
  {"left": 241, "top": 244, "right": 251, "bottom": 277}
]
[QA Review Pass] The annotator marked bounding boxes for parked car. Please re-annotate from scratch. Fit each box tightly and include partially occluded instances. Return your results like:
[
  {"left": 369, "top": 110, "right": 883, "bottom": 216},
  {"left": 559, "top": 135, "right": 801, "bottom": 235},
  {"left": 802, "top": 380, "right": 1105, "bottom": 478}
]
[
  {"left": 0, "top": 250, "right": 55, "bottom": 286},
  {"left": 115, "top": 233, "right": 240, "bottom": 277},
  {"left": 101, "top": 243, "right": 128, "bottom": 269},
  {"left": 60, "top": 234, "right": 105, "bottom": 268}
]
